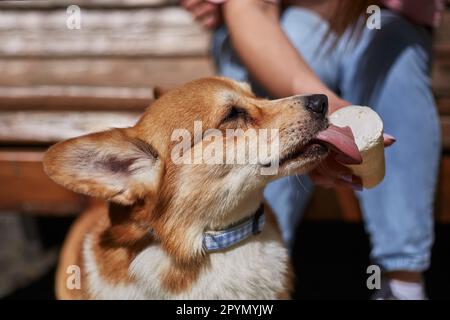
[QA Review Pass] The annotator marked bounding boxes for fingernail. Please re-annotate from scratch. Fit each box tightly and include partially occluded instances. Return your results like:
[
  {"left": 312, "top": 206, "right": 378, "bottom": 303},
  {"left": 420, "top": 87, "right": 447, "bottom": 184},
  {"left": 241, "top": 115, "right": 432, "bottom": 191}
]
[
  {"left": 384, "top": 133, "right": 396, "bottom": 140},
  {"left": 340, "top": 174, "right": 353, "bottom": 183},
  {"left": 384, "top": 133, "right": 396, "bottom": 142}
]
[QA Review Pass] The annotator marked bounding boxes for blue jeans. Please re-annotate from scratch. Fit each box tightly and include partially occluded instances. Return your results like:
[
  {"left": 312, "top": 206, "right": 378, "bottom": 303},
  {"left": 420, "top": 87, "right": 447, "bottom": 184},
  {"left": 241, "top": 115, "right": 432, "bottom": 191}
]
[{"left": 212, "top": 7, "right": 441, "bottom": 272}]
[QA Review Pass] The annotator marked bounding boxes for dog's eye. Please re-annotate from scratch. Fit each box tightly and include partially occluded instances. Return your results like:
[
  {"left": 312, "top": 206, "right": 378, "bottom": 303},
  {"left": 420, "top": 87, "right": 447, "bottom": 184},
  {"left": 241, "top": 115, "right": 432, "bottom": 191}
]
[{"left": 222, "top": 106, "right": 249, "bottom": 123}]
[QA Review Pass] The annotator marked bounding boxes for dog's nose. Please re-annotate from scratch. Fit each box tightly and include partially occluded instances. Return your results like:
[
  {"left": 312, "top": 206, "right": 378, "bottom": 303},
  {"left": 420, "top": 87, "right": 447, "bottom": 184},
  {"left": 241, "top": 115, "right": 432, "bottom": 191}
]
[{"left": 304, "top": 94, "right": 328, "bottom": 116}]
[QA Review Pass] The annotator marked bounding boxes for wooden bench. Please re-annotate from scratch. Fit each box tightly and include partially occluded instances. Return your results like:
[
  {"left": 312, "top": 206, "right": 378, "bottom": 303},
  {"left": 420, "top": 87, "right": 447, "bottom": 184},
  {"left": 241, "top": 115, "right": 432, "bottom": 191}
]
[{"left": 0, "top": 0, "right": 449, "bottom": 222}]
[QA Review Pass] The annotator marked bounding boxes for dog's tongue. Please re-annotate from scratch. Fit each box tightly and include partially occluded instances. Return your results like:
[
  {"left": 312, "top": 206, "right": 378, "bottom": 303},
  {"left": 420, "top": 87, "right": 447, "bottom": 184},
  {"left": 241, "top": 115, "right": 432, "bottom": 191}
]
[{"left": 315, "top": 125, "right": 362, "bottom": 164}]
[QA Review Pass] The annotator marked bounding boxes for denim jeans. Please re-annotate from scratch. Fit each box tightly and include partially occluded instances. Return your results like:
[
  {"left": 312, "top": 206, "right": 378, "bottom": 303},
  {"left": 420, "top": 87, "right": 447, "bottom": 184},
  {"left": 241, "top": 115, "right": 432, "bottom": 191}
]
[{"left": 212, "top": 7, "right": 441, "bottom": 272}]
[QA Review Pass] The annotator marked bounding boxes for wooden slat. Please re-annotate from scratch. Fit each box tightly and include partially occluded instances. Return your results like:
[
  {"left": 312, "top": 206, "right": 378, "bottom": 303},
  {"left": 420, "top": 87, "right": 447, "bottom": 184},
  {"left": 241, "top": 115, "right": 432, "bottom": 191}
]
[
  {"left": 434, "top": 10, "right": 450, "bottom": 51},
  {"left": 0, "top": 7, "right": 210, "bottom": 57},
  {"left": 0, "top": 111, "right": 140, "bottom": 144},
  {"left": 436, "top": 156, "right": 450, "bottom": 223},
  {"left": 432, "top": 9, "right": 450, "bottom": 97},
  {"left": 0, "top": 86, "right": 153, "bottom": 111},
  {"left": 0, "top": 150, "right": 86, "bottom": 215},
  {"left": 442, "top": 116, "right": 450, "bottom": 150},
  {"left": 438, "top": 97, "right": 450, "bottom": 115},
  {"left": 0, "top": 57, "right": 215, "bottom": 87},
  {"left": 0, "top": 0, "right": 177, "bottom": 9},
  {"left": 432, "top": 56, "right": 450, "bottom": 98}
]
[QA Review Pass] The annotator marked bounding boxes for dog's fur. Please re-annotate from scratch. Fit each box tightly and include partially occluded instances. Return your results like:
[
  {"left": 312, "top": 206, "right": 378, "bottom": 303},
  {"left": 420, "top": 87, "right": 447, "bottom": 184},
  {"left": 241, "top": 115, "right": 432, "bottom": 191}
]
[{"left": 43, "top": 77, "right": 329, "bottom": 299}]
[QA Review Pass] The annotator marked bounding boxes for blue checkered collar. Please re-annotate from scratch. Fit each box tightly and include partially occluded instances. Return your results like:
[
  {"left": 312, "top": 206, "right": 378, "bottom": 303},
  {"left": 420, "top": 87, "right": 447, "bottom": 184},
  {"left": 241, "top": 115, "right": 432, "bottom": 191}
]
[{"left": 202, "top": 204, "right": 265, "bottom": 252}]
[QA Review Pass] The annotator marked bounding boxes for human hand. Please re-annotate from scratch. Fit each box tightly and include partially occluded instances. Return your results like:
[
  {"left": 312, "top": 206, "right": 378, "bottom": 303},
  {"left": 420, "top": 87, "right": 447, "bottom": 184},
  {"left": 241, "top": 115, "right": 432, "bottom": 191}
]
[
  {"left": 180, "top": 0, "right": 223, "bottom": 29},
  {"left": 310, "top": 134, "right": 395, "bottom": 190},
  {"left": 328, "top": 96, "right": 351, "bottom": 114}
]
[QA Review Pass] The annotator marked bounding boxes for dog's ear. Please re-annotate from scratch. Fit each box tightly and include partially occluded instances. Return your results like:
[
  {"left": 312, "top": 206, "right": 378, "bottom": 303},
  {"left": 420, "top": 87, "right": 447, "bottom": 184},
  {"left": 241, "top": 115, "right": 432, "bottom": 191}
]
[{"left": 43, "top": 128, "right": 162, "bottom": 205}]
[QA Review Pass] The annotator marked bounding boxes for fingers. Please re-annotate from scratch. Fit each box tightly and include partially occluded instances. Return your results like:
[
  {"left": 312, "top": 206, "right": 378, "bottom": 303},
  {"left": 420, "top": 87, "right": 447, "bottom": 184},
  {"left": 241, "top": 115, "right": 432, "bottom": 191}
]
[
  {"left": 316, "top": 156, "right": 353, "bottom": 180},
  {"left": 200, "top": 12, "right": 221, "bottom": 29},
  {"left": 310, "top": 155, "right": 363, "bottom": 190},
  {"left": 180, "top": 0, "right": 203, "bottom": 10},
  {"left": 181, "top": 0, "right": 222, "bottom": 29},
  {"left": 191, "top": 2, "right": 218, "bottom": 20},
  {"left": 383, "top": 133, "right": 396, "bottom": 147},
  {"left": 310, "top": 130, "right": 395, "bottom": 190},
  {"left": 310, "top": 170, "right": 363, "bottom": 190},
  {"left": 309, "top": 171, "right": 337, "bottom": 189}
]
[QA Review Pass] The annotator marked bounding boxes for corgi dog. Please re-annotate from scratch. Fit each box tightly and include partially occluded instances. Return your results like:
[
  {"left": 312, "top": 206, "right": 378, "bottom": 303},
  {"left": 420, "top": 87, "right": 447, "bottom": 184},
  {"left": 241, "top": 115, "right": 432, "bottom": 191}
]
[{"left": 44, "top": 77, "right": 355, "bottom": 299}]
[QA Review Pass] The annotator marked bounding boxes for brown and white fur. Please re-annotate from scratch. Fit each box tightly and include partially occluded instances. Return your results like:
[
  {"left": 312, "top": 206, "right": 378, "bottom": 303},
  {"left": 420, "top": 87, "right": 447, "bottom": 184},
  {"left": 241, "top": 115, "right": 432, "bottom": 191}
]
[{"left": 43, "top": 77, "right": 330, "bottom": 299}]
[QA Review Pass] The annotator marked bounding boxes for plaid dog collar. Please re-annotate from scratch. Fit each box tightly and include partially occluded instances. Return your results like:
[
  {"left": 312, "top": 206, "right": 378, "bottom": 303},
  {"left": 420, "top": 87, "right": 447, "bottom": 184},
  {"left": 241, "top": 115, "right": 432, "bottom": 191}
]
[{"left": 202, "top": 205, "right": 265, "bottom": 252}]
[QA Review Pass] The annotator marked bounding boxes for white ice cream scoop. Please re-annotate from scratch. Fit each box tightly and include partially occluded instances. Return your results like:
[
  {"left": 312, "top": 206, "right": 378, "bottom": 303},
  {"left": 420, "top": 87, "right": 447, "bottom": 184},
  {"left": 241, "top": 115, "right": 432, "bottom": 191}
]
[{"left": 329, "top": 106, "right": 385, "bottom": 189}]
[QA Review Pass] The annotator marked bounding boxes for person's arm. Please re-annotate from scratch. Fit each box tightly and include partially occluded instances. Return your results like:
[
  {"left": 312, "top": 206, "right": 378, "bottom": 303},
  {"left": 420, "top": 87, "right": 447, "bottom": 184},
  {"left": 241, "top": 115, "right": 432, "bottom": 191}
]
[{"left": 222, "top": 0, "right": 348, "bottom": 112}]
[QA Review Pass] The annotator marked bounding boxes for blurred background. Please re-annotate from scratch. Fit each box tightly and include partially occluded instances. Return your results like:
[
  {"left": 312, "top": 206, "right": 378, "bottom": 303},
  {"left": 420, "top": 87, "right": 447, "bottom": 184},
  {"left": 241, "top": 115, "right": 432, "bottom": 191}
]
[{"left": 0, "top": 0, "right": 449, "bottom": 299}]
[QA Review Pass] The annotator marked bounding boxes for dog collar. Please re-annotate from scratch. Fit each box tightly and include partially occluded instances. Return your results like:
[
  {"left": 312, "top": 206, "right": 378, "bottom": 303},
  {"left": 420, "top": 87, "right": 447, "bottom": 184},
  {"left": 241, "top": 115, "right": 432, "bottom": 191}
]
[{"left": 202, "top": 205, "right": 265, "bottom": 252}]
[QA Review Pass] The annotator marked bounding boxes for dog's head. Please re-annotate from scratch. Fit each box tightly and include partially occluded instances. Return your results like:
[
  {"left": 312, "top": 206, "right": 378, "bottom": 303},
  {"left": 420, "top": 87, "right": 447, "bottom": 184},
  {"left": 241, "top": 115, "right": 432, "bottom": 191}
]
[{"left": 44, "top": 77, "right": 330, "bottom": 260}]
